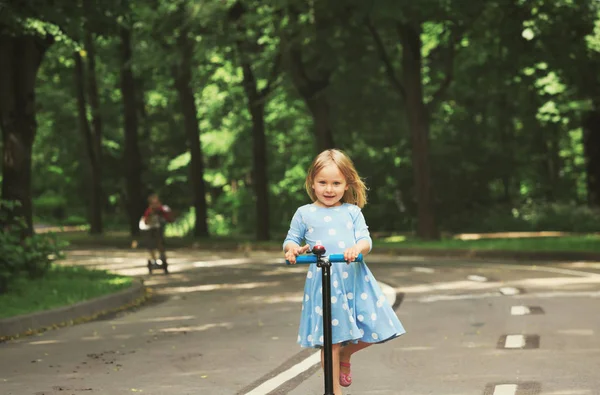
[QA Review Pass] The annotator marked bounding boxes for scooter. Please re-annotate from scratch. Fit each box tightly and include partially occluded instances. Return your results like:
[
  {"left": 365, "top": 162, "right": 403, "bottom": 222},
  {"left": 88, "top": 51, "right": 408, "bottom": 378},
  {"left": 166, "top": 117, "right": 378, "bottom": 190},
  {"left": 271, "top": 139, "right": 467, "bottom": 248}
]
[
  {"left": 139, "top": 217, "right": 169, "bottom": 275},
  {"left": 147, "top": 255, "right": 169, "bottom": 275},
  {"left": 287, "top": 245, "right": 363, "bottom": 395}
]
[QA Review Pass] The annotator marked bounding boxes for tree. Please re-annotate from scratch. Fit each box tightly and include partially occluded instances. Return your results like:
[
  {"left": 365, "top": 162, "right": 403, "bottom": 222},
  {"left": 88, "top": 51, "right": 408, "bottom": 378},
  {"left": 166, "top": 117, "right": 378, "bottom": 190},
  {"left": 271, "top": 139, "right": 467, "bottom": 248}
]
[
  {"left": 228, "top": 1, "right": 281, "bottom": 241},
  {"left": 0, "top": 5, "right": 56, "bottom": 235},
  {"left": 172, "top": 18, "right": 210, "bottom": 238},
  {"left": 119, "top": 18, "right": 145, "bottom": 237},
  {"left": 0, "top": 0, "right": 121, "bottom": 235},
  {"left": 280, "top": 2, "right": 337, "bottom": 152},
  {"left": 362, "top": 1, "right": 485, "bottom": 239}
]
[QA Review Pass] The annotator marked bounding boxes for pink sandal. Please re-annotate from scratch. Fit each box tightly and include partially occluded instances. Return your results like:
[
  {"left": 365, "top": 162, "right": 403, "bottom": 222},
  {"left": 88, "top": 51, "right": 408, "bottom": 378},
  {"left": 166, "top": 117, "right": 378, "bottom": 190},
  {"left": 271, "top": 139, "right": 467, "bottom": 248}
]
[{"left": 340, "top": 362, "right": 352, "bottom": 387}]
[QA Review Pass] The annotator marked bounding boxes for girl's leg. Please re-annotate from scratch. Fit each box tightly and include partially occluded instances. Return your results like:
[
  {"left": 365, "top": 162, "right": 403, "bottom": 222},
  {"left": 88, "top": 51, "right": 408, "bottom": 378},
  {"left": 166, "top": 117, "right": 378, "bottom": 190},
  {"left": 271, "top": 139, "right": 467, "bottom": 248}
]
[
  {"left": 339, "top": 341, "right": 372, "bottom": 375},
  {"left": 321, "top": 344, "right": 344, "bottom": 395},
  {"left": 158, "top": 227, "right": 166, "bottom": 259}
]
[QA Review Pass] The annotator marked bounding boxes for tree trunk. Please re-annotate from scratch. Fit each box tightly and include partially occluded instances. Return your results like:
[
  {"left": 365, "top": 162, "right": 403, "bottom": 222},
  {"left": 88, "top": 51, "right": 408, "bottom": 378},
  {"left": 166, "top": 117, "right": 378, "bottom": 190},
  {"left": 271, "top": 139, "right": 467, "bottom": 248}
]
[
  {"left": 73, "top": 50, "right": 103, "bottom": 234},
  {"left": 398, "top": 22, "right": 439, "bottom": 240},
  {"left": 119, "top": 26, "right": 144, "bottom": 237},
  {"left": 545, "top": 127, "right": 561, "bottom": 201},
  {"left": 83, "top": 30, "right": 104, "bottom": 233},
  {"left": 0, "top": 33, "right": 53, "bottom": 236},
  {"left": 305, "top": 94, "right": 334, "bottom": 152},
  {"left": 240, "top": 61, "right": 270, "bottom": 241},
  {"left": 583, "top": 109, "right": 600, "bottom": 207},
  {"left": 173, "top": 30, "right": 209, "bottom": 238},
  {"left": 287, "top": 46, "right": 334, "bottom": 152}
]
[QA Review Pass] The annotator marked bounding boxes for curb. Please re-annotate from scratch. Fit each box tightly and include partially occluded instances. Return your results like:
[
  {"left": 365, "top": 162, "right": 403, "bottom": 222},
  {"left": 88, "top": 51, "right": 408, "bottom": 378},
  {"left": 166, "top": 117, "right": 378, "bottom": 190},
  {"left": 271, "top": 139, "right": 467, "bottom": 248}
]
[{"left": 0, "top": 278, "right": 147, "bottom": 341}]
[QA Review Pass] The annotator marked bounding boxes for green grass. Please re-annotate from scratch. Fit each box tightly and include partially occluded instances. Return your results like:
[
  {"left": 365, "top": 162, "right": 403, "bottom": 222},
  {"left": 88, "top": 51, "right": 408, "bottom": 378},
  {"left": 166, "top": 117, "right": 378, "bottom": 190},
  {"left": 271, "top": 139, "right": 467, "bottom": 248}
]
[
  {"left": 0, "top": 265, "right": 133, "bottom": 319},
  {"left": 379, "top": 234, "right": 600, "bottom": 252}
]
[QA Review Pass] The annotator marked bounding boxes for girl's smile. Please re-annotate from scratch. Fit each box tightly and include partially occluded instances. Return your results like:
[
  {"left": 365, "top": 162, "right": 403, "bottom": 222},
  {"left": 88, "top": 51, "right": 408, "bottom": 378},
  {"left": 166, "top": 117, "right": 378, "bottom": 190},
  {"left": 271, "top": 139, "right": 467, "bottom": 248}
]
[{"left": 312, "top": 164, "right": 348, "bottom": 207}]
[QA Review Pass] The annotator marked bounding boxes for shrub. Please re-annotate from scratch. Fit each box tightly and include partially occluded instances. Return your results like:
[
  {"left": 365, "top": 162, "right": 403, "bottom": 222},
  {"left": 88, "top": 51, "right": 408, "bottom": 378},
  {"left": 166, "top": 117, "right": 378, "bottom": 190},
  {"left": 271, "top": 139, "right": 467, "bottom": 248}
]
[{"left": 0, "top": 200, "right": 67, "bottom": 294}]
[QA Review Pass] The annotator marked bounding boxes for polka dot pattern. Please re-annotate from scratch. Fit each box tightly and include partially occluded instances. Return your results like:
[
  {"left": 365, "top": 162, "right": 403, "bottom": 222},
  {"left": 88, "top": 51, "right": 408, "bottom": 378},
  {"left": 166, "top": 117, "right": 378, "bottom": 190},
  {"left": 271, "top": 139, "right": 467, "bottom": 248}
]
[{"left": 288, "top": 203, "right": 405, "bottom": 348}]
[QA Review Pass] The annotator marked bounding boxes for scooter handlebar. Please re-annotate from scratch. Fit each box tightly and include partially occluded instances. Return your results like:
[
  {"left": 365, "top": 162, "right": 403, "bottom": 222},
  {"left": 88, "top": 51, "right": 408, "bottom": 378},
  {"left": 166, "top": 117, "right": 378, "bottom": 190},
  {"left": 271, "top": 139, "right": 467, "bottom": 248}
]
[{"left": 286, "top": 253, "right": 363, "bottom": 265}]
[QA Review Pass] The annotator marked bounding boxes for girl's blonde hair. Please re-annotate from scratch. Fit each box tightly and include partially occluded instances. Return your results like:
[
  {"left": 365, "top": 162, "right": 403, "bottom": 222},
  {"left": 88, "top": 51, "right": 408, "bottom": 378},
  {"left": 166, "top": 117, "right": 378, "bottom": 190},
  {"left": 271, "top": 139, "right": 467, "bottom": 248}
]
[{"left": 305, "top": 149, "right": 368, "bottom": 208}]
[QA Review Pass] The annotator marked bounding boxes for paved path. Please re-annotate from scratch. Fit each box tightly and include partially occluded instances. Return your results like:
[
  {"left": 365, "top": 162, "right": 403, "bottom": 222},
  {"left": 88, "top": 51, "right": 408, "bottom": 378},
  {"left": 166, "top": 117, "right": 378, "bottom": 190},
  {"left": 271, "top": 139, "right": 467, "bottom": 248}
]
[{"left": 1, "top": 249, "right": 599, "bottom": 395}]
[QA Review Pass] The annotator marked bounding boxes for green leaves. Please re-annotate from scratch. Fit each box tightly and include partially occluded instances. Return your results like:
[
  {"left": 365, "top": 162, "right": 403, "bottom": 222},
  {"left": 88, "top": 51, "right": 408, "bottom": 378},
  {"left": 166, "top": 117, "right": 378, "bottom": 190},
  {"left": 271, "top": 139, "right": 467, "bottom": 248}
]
[
  {"left": 11, "top": 0, "right": 600, "bottom": 238},
  {"left": 0, "top": 200, "right": 67, "bottom": 294}
]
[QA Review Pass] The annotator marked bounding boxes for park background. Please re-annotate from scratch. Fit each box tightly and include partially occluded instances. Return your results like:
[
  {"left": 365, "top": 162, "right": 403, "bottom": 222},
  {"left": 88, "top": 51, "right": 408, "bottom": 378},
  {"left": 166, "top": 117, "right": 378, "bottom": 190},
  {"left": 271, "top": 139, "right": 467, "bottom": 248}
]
[{"left": 2, "top": 0, "right": 600, "bottom": 319}]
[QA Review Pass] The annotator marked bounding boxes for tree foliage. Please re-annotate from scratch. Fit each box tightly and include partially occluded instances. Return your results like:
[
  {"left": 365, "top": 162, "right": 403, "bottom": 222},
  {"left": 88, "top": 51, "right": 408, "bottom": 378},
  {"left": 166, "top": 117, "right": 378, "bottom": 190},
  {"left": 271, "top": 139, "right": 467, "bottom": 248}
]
[{"left": 1, "top": 0, "right": 600, "bottom": 243}]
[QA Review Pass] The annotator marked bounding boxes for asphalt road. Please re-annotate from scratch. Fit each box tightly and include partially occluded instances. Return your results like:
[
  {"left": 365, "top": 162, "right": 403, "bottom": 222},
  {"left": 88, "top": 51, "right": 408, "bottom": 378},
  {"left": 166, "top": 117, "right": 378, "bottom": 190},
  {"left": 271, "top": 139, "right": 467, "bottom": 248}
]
[{"left": 1, "top": 248, "right": 599, "bottom": 395}]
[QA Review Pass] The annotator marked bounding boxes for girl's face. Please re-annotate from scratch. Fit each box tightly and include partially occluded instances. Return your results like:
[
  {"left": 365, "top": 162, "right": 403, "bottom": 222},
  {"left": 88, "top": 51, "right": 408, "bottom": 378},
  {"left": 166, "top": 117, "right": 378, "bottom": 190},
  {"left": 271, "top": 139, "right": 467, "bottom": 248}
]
[
  {"left": 312, "top": 164, "right": 348, "bottom": 207},
  {"left": 150, "top": 196, "right": 161, "bottom": 209}
]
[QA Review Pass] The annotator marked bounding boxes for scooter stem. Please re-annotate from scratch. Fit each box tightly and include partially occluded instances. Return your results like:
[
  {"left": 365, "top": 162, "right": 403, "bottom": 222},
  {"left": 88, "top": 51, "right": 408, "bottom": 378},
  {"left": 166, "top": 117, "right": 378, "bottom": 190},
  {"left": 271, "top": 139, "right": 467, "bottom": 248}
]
[{"left": 313, "top": 245, "right": 334, "bottom": 395}]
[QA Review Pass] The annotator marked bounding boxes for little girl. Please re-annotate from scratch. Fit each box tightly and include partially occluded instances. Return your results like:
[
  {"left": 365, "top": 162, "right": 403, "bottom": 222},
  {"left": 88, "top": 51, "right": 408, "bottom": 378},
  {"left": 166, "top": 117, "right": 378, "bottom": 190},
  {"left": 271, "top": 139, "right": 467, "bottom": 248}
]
[{"left": 283, "top": 149, "right": 406, "bottom": 394}]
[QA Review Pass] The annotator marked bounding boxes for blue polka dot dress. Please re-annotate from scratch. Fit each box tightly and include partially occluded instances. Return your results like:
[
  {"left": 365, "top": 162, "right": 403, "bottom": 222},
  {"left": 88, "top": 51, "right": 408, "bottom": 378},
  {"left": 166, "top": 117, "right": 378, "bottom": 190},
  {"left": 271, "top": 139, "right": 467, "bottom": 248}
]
[{"left": 283, "top": 203, "right": 406, "bottom": 348}]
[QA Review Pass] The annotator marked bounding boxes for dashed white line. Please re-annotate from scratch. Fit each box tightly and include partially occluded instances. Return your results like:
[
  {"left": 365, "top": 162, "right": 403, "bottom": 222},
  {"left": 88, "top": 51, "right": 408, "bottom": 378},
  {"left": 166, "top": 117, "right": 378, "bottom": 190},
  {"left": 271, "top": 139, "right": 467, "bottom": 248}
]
[
  {"left": 511, "top": 306, "right": 531, "bottom": 315},
  {"left": 500, "top": 287, "right": 520, "bottom": 295},
  {"left": 493, "top": 384, "right": 518, "bottom": 395},
  {"left": 504, "top": 334, "right": 526, "bottom": 348},
  {"left": 467, "top": 275, "right": 488, "bottom": 282}
]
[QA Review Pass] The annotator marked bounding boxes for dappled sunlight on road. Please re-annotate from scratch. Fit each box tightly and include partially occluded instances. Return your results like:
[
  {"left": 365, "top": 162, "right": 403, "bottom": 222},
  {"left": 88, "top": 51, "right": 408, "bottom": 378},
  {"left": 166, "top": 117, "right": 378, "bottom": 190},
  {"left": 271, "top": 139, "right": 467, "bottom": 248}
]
[
  {"left": 28, "top": 340, "right": 63, "bottom": 345},
  {"left": 237, "top": 292, "right": 304, "bottom": 305},
  {"left": 394, "top": 346, "right": 435, "bottom": 351},
  {"left": 159, "top": 322, "right": 233, "bottom": 333},
  {"left": 397, "top": 280, "right": 502, "bottom": 294},
  {"left": 159, "top": 281, "right": 282, "bottom": 295},
  {"left": 143, "top": 273, "right": 195, "bottom": 286},
  {"left": 556, "top": 329, "right": 594, "bottom": 336},
  {"left": 512, "top": 276, "right": 600, "bottom": 288},
  {"left": 108, "top": 315, "right": 196, "bottom": 325},
  {"left": 569, "top": 262, "right": 600, "bottom": 269},
  {"left": 454, "top": 231, "right": 575, "bottom": 240},
  {"left": 190, "top": 258, "right": 256, "bottom": 268},
  {"left": 260, "top": 267, "right": 307, "bottom": 276},
  {"left": 58, "top": 250, "right": 287, "bottom": 279}
]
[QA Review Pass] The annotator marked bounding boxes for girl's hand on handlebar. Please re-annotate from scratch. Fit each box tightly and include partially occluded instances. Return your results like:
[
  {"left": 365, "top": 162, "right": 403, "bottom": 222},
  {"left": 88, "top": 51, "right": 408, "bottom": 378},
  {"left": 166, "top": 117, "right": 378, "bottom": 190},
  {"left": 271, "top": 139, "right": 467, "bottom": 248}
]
[
  {"left": 285, "top": 244, "right": 310, "bottom": 264},
  {"left": 343, "top": 245, "right": 362, "bottom": 264}
]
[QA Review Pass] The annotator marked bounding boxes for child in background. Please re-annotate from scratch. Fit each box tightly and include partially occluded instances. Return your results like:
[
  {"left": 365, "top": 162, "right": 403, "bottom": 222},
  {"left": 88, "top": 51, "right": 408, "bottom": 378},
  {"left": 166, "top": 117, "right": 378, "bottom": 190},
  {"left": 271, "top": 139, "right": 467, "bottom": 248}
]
[
  {"left": 142, "top": 193, "right": 174, "bottom": 270},
  {"left": 283, "top": 149, "right": 406, "bottom": 395}
]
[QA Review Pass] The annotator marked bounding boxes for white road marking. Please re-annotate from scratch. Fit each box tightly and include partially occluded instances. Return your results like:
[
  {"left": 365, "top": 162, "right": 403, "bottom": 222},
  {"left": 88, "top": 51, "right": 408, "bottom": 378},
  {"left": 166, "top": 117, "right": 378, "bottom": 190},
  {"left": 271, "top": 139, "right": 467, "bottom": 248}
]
[
  {"left": 243, "top": 352, "right": 321, "bottom": 395},
  {"left": 500, "top": 287, "right": 520, "bottom": 295},
  {"left": 493, "top": 384, "right": 518, "bottom": 395},
  {"left": 467, "top": 275, "right": 488, "bottom": 282},
  {"left": 412, "top": 266, "right": 435, "bottom": 273},
  {"left": 505, "top": 335, "right": 526, "bottom": 348},
  {"left": 511, "top": 306, "right": 531, "bottom": 315},
  {"left": 243, "top": 282, "right": 397, "bottom": 395}
]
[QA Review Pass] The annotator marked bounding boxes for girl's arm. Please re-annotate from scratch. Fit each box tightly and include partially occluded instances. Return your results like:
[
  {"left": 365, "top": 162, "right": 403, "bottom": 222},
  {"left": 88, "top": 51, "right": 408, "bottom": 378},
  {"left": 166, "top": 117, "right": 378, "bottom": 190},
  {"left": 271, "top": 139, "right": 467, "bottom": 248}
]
[
  {"left": 284, "top": 241, "right": 300, "bottom": 252},
  {"left": 283, "top": 209, "right": 309, "bottom": 264},
  {"left": 344, "top": 208, "right": 373, "bottom": 262},
  {"left": 355, "top": 239, "right": 371, "bottom": 256},
  {"left": 142, "top": 207, "right": 152, "bottom": 223}
]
